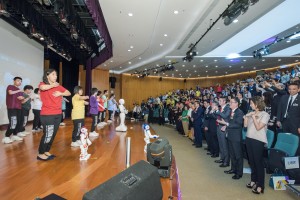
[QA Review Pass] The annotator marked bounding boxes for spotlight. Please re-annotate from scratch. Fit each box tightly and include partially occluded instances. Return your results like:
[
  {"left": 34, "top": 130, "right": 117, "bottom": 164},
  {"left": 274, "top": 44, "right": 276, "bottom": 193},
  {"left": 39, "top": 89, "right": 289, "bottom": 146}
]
[
  {"left": 70, "top": 25, "right": 78, "bottom": 40},
  {"left": 223, "top": 0, "right": 251, "bottom": 26}
]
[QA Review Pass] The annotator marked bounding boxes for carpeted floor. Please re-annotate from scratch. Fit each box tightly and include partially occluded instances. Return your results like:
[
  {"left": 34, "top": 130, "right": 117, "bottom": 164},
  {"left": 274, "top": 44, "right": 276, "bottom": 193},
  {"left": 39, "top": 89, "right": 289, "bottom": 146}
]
[{"left": 151, "top": 124, "right": 297, "bottom": 200}]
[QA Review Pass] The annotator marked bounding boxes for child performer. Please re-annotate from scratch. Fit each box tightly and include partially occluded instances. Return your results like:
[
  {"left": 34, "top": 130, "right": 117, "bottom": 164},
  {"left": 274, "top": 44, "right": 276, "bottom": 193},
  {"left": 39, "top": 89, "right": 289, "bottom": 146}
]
[{"left": 89, "top": 88, "right": 100, "bottom": 137}]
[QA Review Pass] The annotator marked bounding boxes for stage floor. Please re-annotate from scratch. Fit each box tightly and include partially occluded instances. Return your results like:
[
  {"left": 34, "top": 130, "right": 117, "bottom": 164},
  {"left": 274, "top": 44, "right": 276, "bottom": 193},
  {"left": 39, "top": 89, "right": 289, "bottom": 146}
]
[{"left": 0, "top": 118, "right": 179, "bottom": 200}]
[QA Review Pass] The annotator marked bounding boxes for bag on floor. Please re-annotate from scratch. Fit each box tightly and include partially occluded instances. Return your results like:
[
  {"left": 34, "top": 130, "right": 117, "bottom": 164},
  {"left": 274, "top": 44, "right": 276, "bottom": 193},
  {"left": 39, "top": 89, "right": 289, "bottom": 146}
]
[{"left": 269, "top": 169, "right": 289, "bottom": 190}]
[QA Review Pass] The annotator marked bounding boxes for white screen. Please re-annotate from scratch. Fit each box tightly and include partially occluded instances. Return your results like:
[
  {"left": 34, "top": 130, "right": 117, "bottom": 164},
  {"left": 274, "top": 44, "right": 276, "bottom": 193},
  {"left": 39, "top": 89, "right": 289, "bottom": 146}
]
[{"left": 0, "top": 19, "right": 44, "bottom": 126}]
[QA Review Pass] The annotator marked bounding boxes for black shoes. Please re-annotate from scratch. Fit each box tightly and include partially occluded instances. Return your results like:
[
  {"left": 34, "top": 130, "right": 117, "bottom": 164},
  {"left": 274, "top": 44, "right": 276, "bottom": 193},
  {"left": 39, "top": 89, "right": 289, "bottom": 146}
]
[
  {"left": 204, "top": 147, "right": 209, "bottom": 151},
  {"left": 232, "top": 174, "right": 242, "bottom": 180},
  {"left": 195, "top": 145, "right": 202, "bottom": 148},
  {"left": 246, "top": 182, "right": 256, "bottom": 189},
  {"left": 207, "top": 152, "right": 212, "bottom": 155},
  {"left": 224, "top": 169, "right": 235, "bottom": 174},
  {"left": 211, "top": 154, "right": 219, "bottom": 158},
  {"left": 37, "top": 156, "right": 53, "bottom": 161},
  {"left": 215, "top": 159, "right": 223, "bottom": 163},
  {"left": 252, "top": 186, "right": 264, "bottom": 194},
  {"left": 219, "top": 163, "right": 230, "bottom": 167}
]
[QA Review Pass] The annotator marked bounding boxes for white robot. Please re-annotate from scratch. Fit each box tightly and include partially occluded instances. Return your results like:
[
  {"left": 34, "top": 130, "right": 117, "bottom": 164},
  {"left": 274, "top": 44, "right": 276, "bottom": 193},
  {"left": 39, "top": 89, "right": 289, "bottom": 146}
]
[
  {"left": 80, "top": 126, "right": 92, "bottom": 161},
  {"left": 143, "top": 123, "right": 159, "bottom": 153},
  {"left": 116, "top": 99, "right": 128, "bottom": 132}
]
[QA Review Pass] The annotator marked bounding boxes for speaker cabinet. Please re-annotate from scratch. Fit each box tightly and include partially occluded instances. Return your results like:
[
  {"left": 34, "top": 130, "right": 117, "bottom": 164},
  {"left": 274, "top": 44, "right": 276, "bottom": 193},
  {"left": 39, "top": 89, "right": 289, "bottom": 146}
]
[
  {"left": 109, "top": 77, "right": 116, "bottom": 88},
  {"left": 82, "top": 160, "right": 163, "bottom": 200}
]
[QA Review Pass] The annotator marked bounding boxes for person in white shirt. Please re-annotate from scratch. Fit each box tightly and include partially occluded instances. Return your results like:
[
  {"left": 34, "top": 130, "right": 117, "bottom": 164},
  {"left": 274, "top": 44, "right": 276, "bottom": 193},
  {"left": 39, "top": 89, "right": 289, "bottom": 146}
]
[{"left": 32, "top": 88, "right": 42, "bottom": 132}]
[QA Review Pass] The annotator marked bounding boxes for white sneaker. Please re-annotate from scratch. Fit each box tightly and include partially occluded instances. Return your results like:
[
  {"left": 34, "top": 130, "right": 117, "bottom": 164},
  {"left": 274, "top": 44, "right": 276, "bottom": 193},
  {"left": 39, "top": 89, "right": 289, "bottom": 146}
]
[
  {"left": 71, "top": 142, "right": 80, "bottom": 147},
  {"left": 2, "top": 137, "right": 13, "bottom": 144},
  {"left": 102, "top": 122, "right": 107, "bottom": 125},
  {"left": 89, "top": 131, "right": 99, "bottom": 137},
  {"left": 60, "top": 122, "right": 66, "bottom": 126},
  {"left": 11, "top": 135, "right": 23, "bottom": 141},
  {"left": 107, "top": 120, "right": 112, "bottom": 123},
  {"left": 76, "top": 140, "right": 83, "bottom": 145},
  {"left": 17, "top": 132, "right": 26, "bottom": 137},
  {"left": 24, "top": 131, "right": 31, "bottom": 135}
]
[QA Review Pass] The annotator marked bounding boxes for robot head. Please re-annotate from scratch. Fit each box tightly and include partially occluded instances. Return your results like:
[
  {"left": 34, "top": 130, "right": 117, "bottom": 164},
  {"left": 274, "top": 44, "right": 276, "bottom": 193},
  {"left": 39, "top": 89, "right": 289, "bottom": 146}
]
[
  {"left": 81, "top": 126, "right": 88, "bottom": 134},
  {"left": 142, "top": 123, "right": 150, "bottom": 131},
  {"left": 119, "top": 99, "right": 125, "bottom": 105}
]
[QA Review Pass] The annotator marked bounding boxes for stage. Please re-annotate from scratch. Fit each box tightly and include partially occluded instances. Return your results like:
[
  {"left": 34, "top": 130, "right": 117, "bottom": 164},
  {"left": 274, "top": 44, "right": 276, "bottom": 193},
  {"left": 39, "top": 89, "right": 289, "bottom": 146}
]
[{"left": 0, "top": 118, "right": 180, "bottom": 200}]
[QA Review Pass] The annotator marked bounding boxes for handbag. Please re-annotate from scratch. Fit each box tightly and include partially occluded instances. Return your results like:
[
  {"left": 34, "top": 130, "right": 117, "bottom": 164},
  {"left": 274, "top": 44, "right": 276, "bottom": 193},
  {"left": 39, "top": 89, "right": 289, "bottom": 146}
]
[{"left": 269, "top": 169, "right": 288, "bottom": 190}]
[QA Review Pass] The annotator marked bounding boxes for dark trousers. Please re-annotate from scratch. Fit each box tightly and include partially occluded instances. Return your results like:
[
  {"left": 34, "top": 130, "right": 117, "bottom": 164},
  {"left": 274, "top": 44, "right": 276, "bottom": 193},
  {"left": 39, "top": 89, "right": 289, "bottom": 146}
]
[
  {"left": 61, "top": 110, "right": 66, "bottom": 122},
  {"left": 90, "top": 114, "right": 98, "bottom": 132},
  {"left": 5, "top": 109, "right": 21, "bottom": 137},
  {"left": 17, "top": 108, "right": 30, "bottom": 132},
  {"left": 98, "top": 111, "right": 102, "bottom": 123},
  {"left": 228, "top": 139, "right": 243, "bottom": 176},
  {"left": 158, "top": 116, "right": 165, "bottom": 125},
  {"left": 101, "top": 109, "right": 107, "bottom": 121},
  {"left": 207, "top": 131, "right": 219, "bottom": 155},
  {"left": 108, "top": 110, "right": 113, "bottom": 120},
  {"left": 217, "top": 126, "right": 229, "bottom": 164},
  {"left": 38, "top": 114, "right": 61, "bottom": 154},
  {"left": 246, "top": 137, "right": 265, "bottom": 188},
  {"left": 194, "top": 123, "right": 203, "bottom": 146},
  {"left": 32, "top": 109, "right": 41, "bottom": 130},
  {"left": 72, "top": 119, "right": 84, "bottom": 142},
  {"left": 282, "top": 119, "right": 300, "bottom": 155}
]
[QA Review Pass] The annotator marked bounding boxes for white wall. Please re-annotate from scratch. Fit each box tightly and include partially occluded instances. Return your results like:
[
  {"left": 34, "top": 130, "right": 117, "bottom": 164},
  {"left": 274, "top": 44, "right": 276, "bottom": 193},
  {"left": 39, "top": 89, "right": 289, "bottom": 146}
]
[{"left": 0, "top": 19, "right": 44, "bottom": 125}]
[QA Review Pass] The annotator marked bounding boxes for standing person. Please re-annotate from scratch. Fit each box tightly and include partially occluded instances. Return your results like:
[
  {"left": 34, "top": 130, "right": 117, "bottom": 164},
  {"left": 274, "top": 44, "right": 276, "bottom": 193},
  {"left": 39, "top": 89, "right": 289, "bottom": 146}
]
[
  {"left": 277, "top": 82, "right": 300, "bottom": 155},
  {"left": 181, "top": 105, "right": 189, "bottom": 136},
  {"left": 101, "top": 90, "right": 108, "bottom": 122},
  {"left": 107, "top": 94, "right": 115, "bottom": 122},
  {"left": 96, "top": 91, "right": 105, "bottom": 125},
  {"left": 237, "top": 92, "right": 249, "bottom": 115},
  {"left": 37, "top": 69, "right": 71, "bottom": 161},
  {"left": 191, "top": 101, "right": 204, "bottom": 148},
  {"left": 2, "top": 77, "right": 25, "bottom": 144},
  {"left": 244, "top": 96, "right": 270, "bottom": 194},
  {"left": 32, "top": 88, "right": 42, "bottom": 132},
  {"left": 219, "top": 97, "right": 244, "bottom": 180},
  {"left": 89, "top": 88, "right": 100, "bottom": 137},
  {"left": 207, "top": 101, "right": 219, "bottom": 158},
  {"left": 17, "top": 85, "right": 33, "bottom": 136},
  {"left": 60, "top": 97, "right": 69, "bottom": 126},
  {"left": 203, "top": 100, "right": 212, "bottom": 154},
  {"left": 212, "top": 96, "right": 231, "bottom": 167},
  {"left": 71, "top": 86, "right": 90, "bottom": 147}
]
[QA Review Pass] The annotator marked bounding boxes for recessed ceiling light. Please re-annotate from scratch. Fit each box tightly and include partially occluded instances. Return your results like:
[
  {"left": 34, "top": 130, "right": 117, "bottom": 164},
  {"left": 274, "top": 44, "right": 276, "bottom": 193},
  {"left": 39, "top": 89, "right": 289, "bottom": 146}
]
[
  {"left": 206, "top": 71, "right": 208, "bottom": 73},
  {"left": 296, "top": 60, "right": 299, "bottom": 62},
  {"left": 198, "top": 75, "right": 200, "bottom": 76},
  {"left": 104, "top": 64, "right": 107, "bottom": 66},
  {"left": 128, "top": 13, "right": 133, "bottom": 17},
  {"left": 130, "top": 46, "right": 134, "bottom": 49},
  {"left": 194, "top": 70, "right": 197, "bottom": 72},
  {"left": 215, "top": 66, "right": 218, "bottom": 68},
  {"left": 168, "top": 60, "right": 171, "bottom": 63},
  {"left": 214, "top": 60, "right": 218, "bottom": 62},
  {"left": 139, "top": 57, "right": 141, "bottom": 60},
  {"left": 189, "top": 74, "right": 191, "bottom": 76},
  {"left": 205, "top": 65, "right": 208, "bottom": 68},
  {"left": 164, "top": 34, "right": 168, "bottom": 37},
  {"left": 225, "top": 72, "right": 227, "bottom": 74},
  {"left": 186, "top": 70, "right": 189, "bottom": 72},
  {"left": 229, "top": 66, "right": 232, "bottom": 68},
  {"left": 233, "top": 19, "right": 238, "bottom": 23},
  {"left": 200, "top": 60, "right": 203, "bottom": 62},
  {"left": 174, "top": 10, "right": 179, "bottom": 14},
  {"left": 160, "top": 43, "right": 163, "bottom": 46},
  {"left": 287, "top": 40, "right": 291, "bottom": 43},
  {"left": 262, "top": 59, "right": 265, "bottom": 62},
  {"left": 166, "top": 75, "right": 168, "bottom": 77},
  {"left": 241, "top": 66, "right": 244, "bottom": 68},
  {"left": 175, "top": 69, "right": 178, "bottom": 72},
  {"left": 179, "top": 74, "right": 181, "bottom": 75},
  {"left": 156, "top": 64, "right": 159, "bottom": 67},
  {"left": 215, "top": 71, "right": 218, "bottom": 73},
  {"left": 253, "top": 67, "right": 256, "bottom": 69},
  {"left": 120, "top": 67, "right": 122, "bottom": 69},
  {"left": 110, "top": 60, "right": 113, "bottom": 62},
  {"left": 163, "top": 72, "right": 165, "bottom": 74},
  {"left": 128, "top": 49, "right": 131, "bottom": 52},
  {"left": 188, "top": 77, "right": 190, "bottom": 78},
  {"left": 243, "top": 60, "right": 246, "bottom": 62},
  {"left": 193, "top": 65, "right": 196, "bottom": 68},
  {"left": 128, "top": 62, "right": 131, "bottom": 64},
  {"left": 278, "top": 59, "right": 281, "bottom": 61},
  {"left": 182, "top": 65, "right": 185, "bottom": 67}
]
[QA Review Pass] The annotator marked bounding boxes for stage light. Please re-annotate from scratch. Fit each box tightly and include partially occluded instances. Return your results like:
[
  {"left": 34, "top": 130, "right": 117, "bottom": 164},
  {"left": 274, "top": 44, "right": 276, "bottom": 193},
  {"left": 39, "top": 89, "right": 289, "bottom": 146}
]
[
  {"left": 70, "top": 25, "right": 78, "bottom": 40},
  {"left": 147, "top": 138, "right": 172, "bottom": 177},
  {"left": 223, "top": 0, "right": 252, "bottom": 26}
]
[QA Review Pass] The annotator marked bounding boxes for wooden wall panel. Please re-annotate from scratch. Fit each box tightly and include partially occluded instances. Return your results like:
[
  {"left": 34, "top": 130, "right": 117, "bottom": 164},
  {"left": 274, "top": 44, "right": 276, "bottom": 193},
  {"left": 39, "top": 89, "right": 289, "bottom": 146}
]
[
  {"left": 110, "top": 74, "right": 122, "bottom": 100},
  {"left": 92, "top": 69, "right": 109, "bottom": 93}
]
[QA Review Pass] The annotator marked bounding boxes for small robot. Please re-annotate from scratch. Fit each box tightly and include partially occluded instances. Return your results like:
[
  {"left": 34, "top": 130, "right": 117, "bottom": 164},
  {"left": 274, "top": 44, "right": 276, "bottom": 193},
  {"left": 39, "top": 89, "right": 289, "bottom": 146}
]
[
  {"left": 142, "top": 123, "right": 159, "bottom": 153},
  {"left": 116, "top": 99, "right": 128, "bottom": 132},
  {"left": 80, "top": 126, "right": 92, "bottom": 161}
]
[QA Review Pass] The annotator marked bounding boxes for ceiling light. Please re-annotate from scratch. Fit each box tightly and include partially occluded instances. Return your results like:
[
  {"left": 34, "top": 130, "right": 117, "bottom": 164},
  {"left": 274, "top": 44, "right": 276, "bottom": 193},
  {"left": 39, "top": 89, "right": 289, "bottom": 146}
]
[
  {"left": 229, "top": 66, "right": 232, "bottom": 68},
  {"left": 193, "top": 65, "right": 196, "bottom": 67},
  {"left": 40, "top": 37, "right": 44, "bottom": 41},
  {"left": 296, "top": 60, "right": 299, "bottom": 62},
  {"left": 243, "top": 60, "right": 246, "bottom": 62},
  {"left": 233, "top": 19, "right": 239, "bottom": 23},
  {"left": 214, "top": 60, "right": 217, "bottom": 62},
  {"left": 168, "top": 60, "right": 171, "bottom": 62},
  {"left": 179, "top": 74, "right": 181, "bottom": 75},
  {"left": 198, "top": 75, "right": 200, "bottom": 76},
  {"left": 128, "top": 62, "right": 131, "bottom": 64},
  {"left": 278, "top": 59, "right": 281, "bottom": 61},
  {"left": 241, "top": 66, "right": 244, "bottom": 68},
  {"left": 215, "top": 66, "right": 218, "bottom": 68},
  {"left": 226, "top": 53, "right": 240, "bottom": 59},
  {"left": 128, "top": 13, "right": 133, "bottom": 17},
  {"left": 262, "top": 59, "right": 265, "bottom": 62},
  {"left": 206, "top": 71, "right": 208, "bottom": 73},
  {"left": 164, "top": 34, "right": 168, "bottom": 37},
  {"left": 205, "top": 65, "right": 208, "bottom": 68},
  {"left": 139, "top": 57, "right": 142, "bottom": 60},
  {"left": 110, "top": 60, "right": 113, "bottom": 62},
  {"left": 120, "top": 67, "right": 122, "bottom": 68},
  {"left": 253, "top": 67, "right": 256, "bottom": 69},
  {"left": 194, "top": 70, "right": 197, "bottom": 72},
  {"left": 175, "top": 70, "right": 178, "bottom": 72},
  {"left": 186, "top": 70, "right": 189, "bottom": 72},
  {"left": 174, "top": 10, "right": 179, "bottom": 14},
  {"left": 130, "top": 46, "right": 134, "bottom": 48},
  {"left": 182, "top": 65, "right": 185, "bottom": 67},
  {"left": 225, "top": 72, "right": 228, "bottom": 74},
  {"left": 128, "top": 49, "right": 131, "bottom": 52},
  {"left": 287, "top": 40, "right": 291, "bottom": 43},
  {"left": 200, "top": 60, "right": 203, "bottom": 62},
  {"left": 215, "top": 71, "right": 218, "bottom": 73},
  {"left": 166, "top": 75, "right": 168, "bottom": 76},
  {"left": 160, "top": 43, "right": 163, "bottom": 46},
  {"left": 104, "top": 64, "right": 107, "bottom": 66}
]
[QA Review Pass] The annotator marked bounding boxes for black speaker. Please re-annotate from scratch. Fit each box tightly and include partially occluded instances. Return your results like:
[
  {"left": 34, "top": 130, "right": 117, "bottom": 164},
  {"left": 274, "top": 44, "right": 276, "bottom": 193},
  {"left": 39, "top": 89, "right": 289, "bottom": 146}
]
[
  {"left": 159, "top": 77, "right": 162, "bottom": 81},
  {"left": 82, "top": 160, "right": 163, "bottom": 200},
  {"left": 184, "top": 79, "right": 186, "bottom": 83},
  {"left": 109, "top": 77, "right": 116, "bottom": 88}
]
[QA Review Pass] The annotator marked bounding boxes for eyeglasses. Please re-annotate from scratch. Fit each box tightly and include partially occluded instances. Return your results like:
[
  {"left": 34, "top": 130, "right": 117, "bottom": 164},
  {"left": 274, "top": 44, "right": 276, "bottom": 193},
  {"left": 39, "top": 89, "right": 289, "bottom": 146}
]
[{"left": 230, "top": 101, "right": 238, "bottom": 104}]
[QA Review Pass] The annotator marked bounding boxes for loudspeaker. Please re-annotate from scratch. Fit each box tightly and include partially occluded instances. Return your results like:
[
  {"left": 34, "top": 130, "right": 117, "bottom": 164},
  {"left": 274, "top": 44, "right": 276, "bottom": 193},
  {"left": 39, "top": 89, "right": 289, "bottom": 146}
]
[
  {"left": 159, "top": 77, "right": 162, "bottom": 81},
  {"left": 184, "top": 79, "right": 186, "bottom": 83},
  {"left": 109, "top": 77, "right": 116, "bottom": 88},
  {"left": 82, "top": 160, "right": 163, "bottom": 200}
]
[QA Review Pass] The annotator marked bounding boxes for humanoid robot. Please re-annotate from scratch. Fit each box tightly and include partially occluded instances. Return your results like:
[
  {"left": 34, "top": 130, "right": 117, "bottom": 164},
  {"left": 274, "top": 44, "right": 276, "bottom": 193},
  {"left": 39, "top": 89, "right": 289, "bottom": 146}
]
[
  {"left": 143, "top": 123, "right": 159, "bottom": 152},
  {"left": 115, "top": 99, "right": 128, "bottom": 132},
  {"left": 80, "top": 126, "right": 92, "bottom": 161}
]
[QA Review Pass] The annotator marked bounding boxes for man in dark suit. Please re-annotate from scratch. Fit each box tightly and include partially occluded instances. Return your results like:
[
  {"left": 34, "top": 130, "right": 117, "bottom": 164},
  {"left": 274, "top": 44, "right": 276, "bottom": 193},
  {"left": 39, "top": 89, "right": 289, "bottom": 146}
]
[
  {"left": 218, "top": 97, "right": 244, "bottom": 179},
  {"left": 204, "top": 100, "right": 219, "bottom": 157},
  {"left": 277, "top": 82, "right": 300, "bottom": 155},
  {"left": 192, "top": 101, "right": 204, "bottom": 148},
  {"left": 237, "top": 92, "right": 248, "bottom": 115},
  {"left": 212, "top": 96, "right": 231, "bottom": 167}
]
